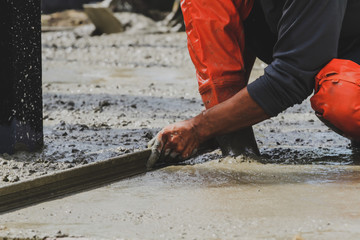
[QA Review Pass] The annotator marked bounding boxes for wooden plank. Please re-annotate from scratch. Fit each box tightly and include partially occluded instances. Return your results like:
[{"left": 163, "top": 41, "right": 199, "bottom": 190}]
[{"left": 0, "top": 149, "right": 151, "bottom": 213}]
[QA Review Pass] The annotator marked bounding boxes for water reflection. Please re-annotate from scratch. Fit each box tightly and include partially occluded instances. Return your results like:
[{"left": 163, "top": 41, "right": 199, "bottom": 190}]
[{"left": 113, "top": 156, "right": 360, "bottom": 191}]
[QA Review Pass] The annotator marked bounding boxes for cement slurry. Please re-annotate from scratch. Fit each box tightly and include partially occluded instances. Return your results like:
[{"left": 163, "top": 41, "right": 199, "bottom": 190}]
[
  {"left": 1, "top": 28, "right": 360, "bottom": 239},
  {"left": 1, "top": 158, "right": 360, "bottom": 239},
  {"left": 1, "top": 27, "right": 357, "bottom": 186}
]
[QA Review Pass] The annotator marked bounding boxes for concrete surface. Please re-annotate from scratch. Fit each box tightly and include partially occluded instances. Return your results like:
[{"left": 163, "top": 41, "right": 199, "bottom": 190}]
[
  {"left": 1, "top": 20, "right": 359, "bottom": 239},
  {"left": 1, "top": 159, "right": 360, "bottom": 240}
]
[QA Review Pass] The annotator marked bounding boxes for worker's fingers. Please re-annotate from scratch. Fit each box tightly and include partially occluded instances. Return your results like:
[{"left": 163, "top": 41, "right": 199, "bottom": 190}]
[
  {"left": 170, "top": 151, "right": 180, "bottom": 159},
  {"left": 146, "top": 133, "right": 167, "bottom": 169},
  {"left": 147, "top": 119, "right": 202, "bottom": 167},
  {"left": 162, "top": 149, "right": 182, "bottom": 163},
  {"left": 157, "top": 134, "right": 182, "bottom": 163},
  {"left": 164, "top": 148, "right": 170, "bottom": 156},
  {"left": 163, "top": 135, "right": 185, "bottom": 155},
  {"left": 181, "top": 141, "right": 198, "bottom": 159},
  {"left": 163, "top": 133, "right": 197, "bottom": 160},
  {"left": 147, "top": 137, "right": 156, "bottom": 148},
  {"left": 147, "top": 142, "right": 161, "bottom": 169}
]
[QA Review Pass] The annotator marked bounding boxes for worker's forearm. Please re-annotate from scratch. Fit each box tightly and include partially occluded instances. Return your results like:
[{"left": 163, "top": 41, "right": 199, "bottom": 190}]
[{"left": 192, "top": 87, "right": 269, "bottom": 142}]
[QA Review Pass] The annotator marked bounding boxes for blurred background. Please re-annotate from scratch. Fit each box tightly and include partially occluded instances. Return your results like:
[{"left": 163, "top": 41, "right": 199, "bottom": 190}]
[
  {"left": 41, "top": 0, "right": 174, "bottom": 13},
  {"left": 41, "top": 0, "right": 183, "bottom": 34}
]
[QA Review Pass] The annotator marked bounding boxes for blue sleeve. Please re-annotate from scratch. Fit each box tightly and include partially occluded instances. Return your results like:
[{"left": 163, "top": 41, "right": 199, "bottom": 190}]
[{"left": 247, "top": 0, "right": 348, "bottom": 116}]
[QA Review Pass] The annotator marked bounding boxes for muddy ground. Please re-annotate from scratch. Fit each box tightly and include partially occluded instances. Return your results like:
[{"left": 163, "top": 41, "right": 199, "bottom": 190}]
[
  {"left": 0, "top": 17, "right": 357, "bottom": 185},
  {"left": 0, "top": 11, "right": 360, "bottom": 240},
  {"left": 2, "top": 160, "right": 360, "bottom": 240}
]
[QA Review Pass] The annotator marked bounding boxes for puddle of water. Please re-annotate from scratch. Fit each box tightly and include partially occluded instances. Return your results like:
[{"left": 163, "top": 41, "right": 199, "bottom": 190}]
[
  {"left": 112, "top": 156, "right": 360, "bottom": 191},
  {"left": 3, "top": 160, "right": 360, "bottom": 240}
]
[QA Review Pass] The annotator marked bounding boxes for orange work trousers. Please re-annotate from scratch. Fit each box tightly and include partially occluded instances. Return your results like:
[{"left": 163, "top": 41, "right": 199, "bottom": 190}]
[
  {"left": 181, "top": 0, "right": 254, "bottom": 109},
  {"left": 311, "top": 59, "right": 360, "bottom": 141}
]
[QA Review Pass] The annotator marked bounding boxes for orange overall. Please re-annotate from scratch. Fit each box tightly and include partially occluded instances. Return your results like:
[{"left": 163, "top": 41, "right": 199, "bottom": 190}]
[
  {"left": 181, "top": 0, "right": 254, "bottom": 109},
  {"left": 311, "top": 59, "right": 360, "bottom": 140}
]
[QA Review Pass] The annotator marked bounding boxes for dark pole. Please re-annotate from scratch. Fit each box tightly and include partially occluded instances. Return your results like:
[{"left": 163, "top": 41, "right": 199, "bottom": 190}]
[{"left": 0, "top": 0, "right": 43, "bottom": 154}]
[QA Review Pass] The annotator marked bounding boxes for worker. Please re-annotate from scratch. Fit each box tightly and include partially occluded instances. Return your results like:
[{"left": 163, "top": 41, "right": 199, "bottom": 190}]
[{"left": 147, "top": 0, "right": 360, "bottom": 168}]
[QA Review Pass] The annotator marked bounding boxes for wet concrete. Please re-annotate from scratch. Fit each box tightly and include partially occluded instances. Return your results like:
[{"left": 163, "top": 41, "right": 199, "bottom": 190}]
[
  {"left": 1, "top": 25, "right": 360, "bottom": 239},
  {"left": 0, "top": 65, "right": 200, "bottom": 185},
  {"left": 1, "top": 59, "right": 355, "bottom": 184},
  {"left": 1, "top": 158, "right": 360, "bottom": 239},
  {"left": 1, "top": 59, "right": 356, "bottom": 185}
]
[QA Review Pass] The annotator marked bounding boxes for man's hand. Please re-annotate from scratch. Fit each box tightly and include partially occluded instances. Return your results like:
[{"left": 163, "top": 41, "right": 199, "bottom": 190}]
[
  {"left": 147, "top": 88, "right": 269, "bottom": 169},
  {"left": 147, "top": 119, "right": 201, "bottom": 169}
]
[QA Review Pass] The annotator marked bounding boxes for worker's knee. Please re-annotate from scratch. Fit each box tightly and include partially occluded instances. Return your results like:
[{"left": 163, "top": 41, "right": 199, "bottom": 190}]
[{"left": 310, "top": 59, "right": 360, "bottom": 141}]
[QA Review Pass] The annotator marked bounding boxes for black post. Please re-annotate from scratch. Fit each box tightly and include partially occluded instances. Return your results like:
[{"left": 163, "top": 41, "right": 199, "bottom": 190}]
[{"left": 0, "top": 0, "right": 43, "bottom": 154}]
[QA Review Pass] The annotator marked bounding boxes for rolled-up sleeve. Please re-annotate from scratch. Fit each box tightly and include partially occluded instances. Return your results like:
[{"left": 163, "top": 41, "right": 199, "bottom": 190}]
[{"left": 247, "top": 0, "right": 348, "bottom": 116}]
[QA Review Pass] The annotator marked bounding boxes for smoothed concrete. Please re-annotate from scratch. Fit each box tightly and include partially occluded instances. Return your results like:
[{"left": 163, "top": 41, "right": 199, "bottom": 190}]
[
  {"left": 1, "top": 22, "right": 359, "bottom": 239},
  {"left": 1, "top": 158, "right": 360, "bottom": 239}
]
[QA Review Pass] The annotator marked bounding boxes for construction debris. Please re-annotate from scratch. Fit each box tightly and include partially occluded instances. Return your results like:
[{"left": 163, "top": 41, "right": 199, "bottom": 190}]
[
  {"left": 160, "top": 0, "right": 184, "bottom": 32},
  {"left": 41, "top": 10, "right": 90, "bottom": 28},
  {"left": 83, "top": 0, "right": 184, "bottom": 34},
  {"left": 84, "top": 5, "right": 124, "bottom": 34}
]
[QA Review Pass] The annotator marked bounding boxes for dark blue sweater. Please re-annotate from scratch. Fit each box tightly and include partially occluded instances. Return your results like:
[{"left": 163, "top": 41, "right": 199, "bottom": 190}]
[{"left": 247, "top": 0, "right": 360, "bottom": 117}]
